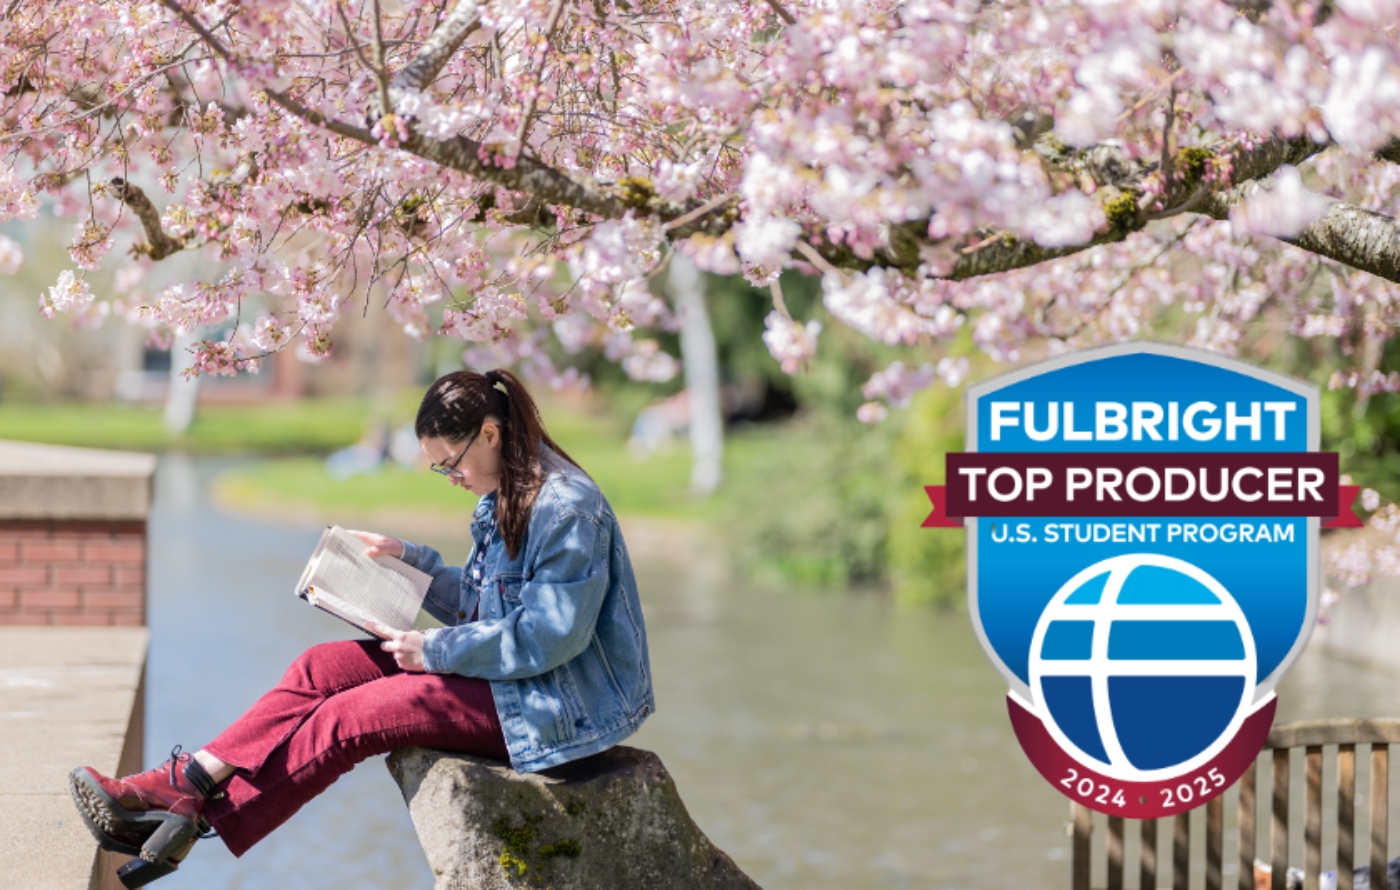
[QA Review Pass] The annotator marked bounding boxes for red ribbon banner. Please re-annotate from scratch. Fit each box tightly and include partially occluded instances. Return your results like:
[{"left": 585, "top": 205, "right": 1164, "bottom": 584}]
[
  {"left": 921, "top": 485, "right": 962, "bottom": 528},
  {"left": 1323, "top": 484, "right": 1363, "bottom": 529},
  {"left": 922, "top": 455, "right": 1364, "bottom": 527}
]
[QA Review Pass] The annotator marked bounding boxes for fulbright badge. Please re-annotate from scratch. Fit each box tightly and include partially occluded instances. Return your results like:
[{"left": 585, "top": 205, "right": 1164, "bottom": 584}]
[{"left": 924, "top": 343, "right": 1361, "bottom": 817}]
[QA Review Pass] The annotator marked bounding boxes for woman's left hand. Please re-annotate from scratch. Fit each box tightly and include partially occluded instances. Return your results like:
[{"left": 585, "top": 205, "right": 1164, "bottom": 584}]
[{"left": 369, "top": 623, "right": 427, "bottom": 672}]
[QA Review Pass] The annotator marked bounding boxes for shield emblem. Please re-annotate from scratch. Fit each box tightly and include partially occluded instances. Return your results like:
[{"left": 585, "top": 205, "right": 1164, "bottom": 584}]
[{"left": 961, "top": 342, "right": 1324, "bottom": 816}]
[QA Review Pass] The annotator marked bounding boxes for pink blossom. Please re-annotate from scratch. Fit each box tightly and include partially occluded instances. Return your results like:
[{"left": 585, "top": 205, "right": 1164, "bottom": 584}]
[
  {"left": 68, "top": 219, "right": 113, "bottom": 270},
  {"left": 184, "top": 339, "right": 259, "bottom": 378},
  {"left": 654, "top": 159, "right": 702, "bottom": 203},
  {"left": 1023, "top": 191, "right": 1106, "bottom": 249},
  {"left": 442, "top": 290, "right": 529, "bottom": 343},
  {"left": 1322, "top": 47, "right": 1400, "bottom": 153},
  {"left": 1231, "top": 166, "right": 1335, "bottom": 238},
  {"left": 578, "top": 215, "right": 662, "bottom": 285},
  {"left": 39, "top": 270, "right": 94, "bottom": 319},
  {"left": 856, "top": 401, "right": 889, "bottom": 424},
  {"left": 823, "top": 269, "right": 936, "bottom": 346},
  {"left": 734, "top": 215, "right": 802, "bottom": 268},
  {"left": 1055, "top": 88, "right": 1123, "bottom": 147},
  {"left": 1, "top": 0, "right": 1398, "bottom": 568},
  {"left": 761, "top": 311, "right": 821, "bottom": 374},
  {"left": 862, "top": 361, "right": 937, "bottom": 408},
  {"left": 249, "top": 315, "right": 292, "bottom": 353},
  {"left": 620, "top": 339, "right": 680, "bottom": 382},
  {"left": 678, "top": 234, "right": 742, "bottom": 276},
  {"left": 0, "top": 235, "right": 21, "bottom": 274}
]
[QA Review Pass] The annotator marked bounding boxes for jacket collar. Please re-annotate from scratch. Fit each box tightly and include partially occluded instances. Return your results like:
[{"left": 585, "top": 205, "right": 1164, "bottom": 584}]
[{"left": 471, "top": 489, "right": 498, "bottom": 533}]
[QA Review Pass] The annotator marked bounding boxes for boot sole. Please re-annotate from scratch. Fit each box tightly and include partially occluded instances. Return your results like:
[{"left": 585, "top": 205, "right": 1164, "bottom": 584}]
[
  {"left": 67, "top": 767, "right": 209, "bottom": 863},
  {"left": 69, "top": 768, "right": 158, "bottom": 857}
]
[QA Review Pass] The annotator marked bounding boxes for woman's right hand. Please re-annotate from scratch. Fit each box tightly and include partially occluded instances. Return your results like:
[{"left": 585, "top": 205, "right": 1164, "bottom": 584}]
[{"left": 346, "top": 529, "right": 405, "bottom": 559}]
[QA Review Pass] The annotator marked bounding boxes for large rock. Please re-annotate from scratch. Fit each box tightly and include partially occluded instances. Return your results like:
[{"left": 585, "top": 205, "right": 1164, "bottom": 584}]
[{"left": 387, "top": 746, "right": 762, "bottom": 890}]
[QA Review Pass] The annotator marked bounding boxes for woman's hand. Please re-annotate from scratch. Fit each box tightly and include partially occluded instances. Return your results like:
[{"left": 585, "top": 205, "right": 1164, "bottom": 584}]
[
  {"left": 368, "top": 622, "right": 427, "bottom": 672},
  {"left": 346, "top": 529, "right": 404, "bottom": 559}
]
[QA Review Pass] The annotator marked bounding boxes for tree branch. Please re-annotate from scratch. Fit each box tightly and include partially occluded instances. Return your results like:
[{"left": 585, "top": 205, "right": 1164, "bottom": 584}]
[
  {"left": 371, "top": 0, "right": 391, "bottom": 116},
  {"left": 763, "top": 0, "right": 797, "bottom": 26},
  {"left": 145, "top": 0, "right": 1400, "bottom": 285},
  {"left": 867, "top": 134, "right": 1397, "bottom": 284},
  {"left": 109, "top": 178, "right": 185, "bottom": 260},
  {"left": 404, "top": 131, "right": 630, "bottom": 220},
  {"left": 335, "top": 2, "right": 379, "bottom": 85},
  {"left": 160, "top": 0, "right": 374, "bottom": 142},
  {"left": 390, "top": 0, "right": 486, "bottom": 94},
  {"left": 1200, "top": 183, "right": 1400, "bottom": 282},
  {"left": 510, "top": 0, "right": 567, "bottom": 162}
]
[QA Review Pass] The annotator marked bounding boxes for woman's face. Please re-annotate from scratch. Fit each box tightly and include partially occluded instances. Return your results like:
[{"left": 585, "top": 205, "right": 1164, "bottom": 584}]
[{"left": 421, "top": 417, "right": 503, "bottom": 496}]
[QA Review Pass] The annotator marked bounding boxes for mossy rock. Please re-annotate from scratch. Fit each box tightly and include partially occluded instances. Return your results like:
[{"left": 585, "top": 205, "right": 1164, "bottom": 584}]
[{"left": 388, "top": 746, "right": 761, "bottom": 890}]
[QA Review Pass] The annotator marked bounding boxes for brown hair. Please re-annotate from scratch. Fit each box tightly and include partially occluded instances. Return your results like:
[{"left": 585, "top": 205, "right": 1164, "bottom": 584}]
[{"left": 415, "top": 368, "right": 582, "bottom": 559}]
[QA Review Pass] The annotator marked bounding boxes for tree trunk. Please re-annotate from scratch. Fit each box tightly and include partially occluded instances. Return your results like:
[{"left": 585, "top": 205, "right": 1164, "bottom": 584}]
[
  {"left": 669, "top": 253, "right": 723, "bottom": 496},
  {"left": 162, "top": 329, "right": 200, "bottom": 436}
]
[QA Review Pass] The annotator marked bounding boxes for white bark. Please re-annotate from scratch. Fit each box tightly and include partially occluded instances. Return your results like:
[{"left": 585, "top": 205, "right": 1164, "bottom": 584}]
[
  {"left": 669, "top": 253, "right": 723, "bottom": 497},
  {"left": 162, "top": 329, "right": 200, "bottom": 436}
]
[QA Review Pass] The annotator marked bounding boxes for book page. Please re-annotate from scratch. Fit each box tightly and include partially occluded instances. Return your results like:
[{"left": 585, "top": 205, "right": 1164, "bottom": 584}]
[
  {"left": 296, "top": 527, "right": 431, "bottom": 632},
  {"left": 306, "top": 588, "right": 385, "bottom": 638},
  {"left": 295, "top": 529, "right": 331, "bottom": 599}
]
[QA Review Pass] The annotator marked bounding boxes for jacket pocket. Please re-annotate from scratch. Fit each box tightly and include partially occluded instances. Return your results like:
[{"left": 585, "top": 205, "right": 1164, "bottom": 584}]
[
  {"left": 518, "top": 674, "right": 569, "bottom": 745},
  {"left": 498, "top": 576, "right": 524, "bottom": 606},
  {"left": 555, "top": 661, "right": 590, "bottom": 733}
]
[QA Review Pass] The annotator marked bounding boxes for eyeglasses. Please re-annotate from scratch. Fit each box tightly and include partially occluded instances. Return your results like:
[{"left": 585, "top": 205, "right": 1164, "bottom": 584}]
[{"left": 428, "top": 430, "right": 479, "bottom": 480}]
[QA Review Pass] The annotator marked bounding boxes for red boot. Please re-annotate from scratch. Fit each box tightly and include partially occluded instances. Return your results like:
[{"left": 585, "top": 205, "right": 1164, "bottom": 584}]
[{"left": 68, "top": 746, "right": 223, "bottom": 888}]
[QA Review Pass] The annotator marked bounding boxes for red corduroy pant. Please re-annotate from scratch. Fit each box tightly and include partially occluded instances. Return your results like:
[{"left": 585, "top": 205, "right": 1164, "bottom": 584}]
[{"left": 200, "top": 639, "right": 508, "bottom": 857}]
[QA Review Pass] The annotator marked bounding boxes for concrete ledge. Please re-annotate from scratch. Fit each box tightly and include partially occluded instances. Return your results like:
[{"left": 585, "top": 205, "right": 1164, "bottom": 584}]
[
  {"left": 0, "top": 627, "right": 148, "bottom": 889},
  {"left": 0, "top": 441, "right": 156, "bottom": 521}
]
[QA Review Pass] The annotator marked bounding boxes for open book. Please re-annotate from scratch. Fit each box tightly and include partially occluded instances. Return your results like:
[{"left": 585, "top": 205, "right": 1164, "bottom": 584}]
[{"left": 295, "top": 526, "right": 431, "bottom": 640}]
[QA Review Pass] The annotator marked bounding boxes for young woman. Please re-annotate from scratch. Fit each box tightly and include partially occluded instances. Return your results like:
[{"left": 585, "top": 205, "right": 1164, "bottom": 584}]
[{"left": 69, "top": 368, "right": 655, "bottom": 888}]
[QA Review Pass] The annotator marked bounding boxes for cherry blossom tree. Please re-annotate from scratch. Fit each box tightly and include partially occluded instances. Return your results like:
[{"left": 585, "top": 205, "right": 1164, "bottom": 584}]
[
  {"left": 5, "top": 0, "right": 1400, "bottom": 573},
  {"left": 4, "top": 0, "right": 1398, "bottom": 379}
]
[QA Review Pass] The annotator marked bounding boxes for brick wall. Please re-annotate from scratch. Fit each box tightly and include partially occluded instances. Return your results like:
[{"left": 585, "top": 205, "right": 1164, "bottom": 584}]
[{"left": 0, "top": 519, "right": 147, "bottom": 626}]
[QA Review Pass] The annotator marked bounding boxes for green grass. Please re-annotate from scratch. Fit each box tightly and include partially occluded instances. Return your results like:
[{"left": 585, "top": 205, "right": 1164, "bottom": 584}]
[
  {"left": 210, "top": 399, "right": 761, "bottom": 522},
  {"left": 0, "top": 392, "right": 761, "bottom": 520},
  {"left": 0, "top": 399, "right": 381, "bottom": 454},
  {"left": 213, "top": 445, "right": 718, "bottom": 522}
]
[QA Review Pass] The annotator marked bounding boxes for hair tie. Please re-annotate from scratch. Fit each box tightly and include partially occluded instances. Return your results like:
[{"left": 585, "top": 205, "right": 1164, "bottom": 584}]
[{"left": 485, "top": 369, "right": 507, "bottom": 395}]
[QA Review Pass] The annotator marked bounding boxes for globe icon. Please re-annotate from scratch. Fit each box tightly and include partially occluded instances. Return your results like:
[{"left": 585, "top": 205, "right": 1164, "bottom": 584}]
[{"left": 1028, "top": 554, "right": 1256, "bottom": 781}]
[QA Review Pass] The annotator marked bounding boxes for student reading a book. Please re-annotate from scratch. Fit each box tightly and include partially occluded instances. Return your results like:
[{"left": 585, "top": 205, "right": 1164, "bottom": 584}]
[{"left": 69, "top": 368, "right": 655, "bottom": 888}]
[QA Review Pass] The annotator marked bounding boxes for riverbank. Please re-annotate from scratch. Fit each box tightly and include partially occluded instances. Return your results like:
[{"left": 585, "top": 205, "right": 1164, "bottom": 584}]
[
  {"left": 208, "top": 463, "right": 712, "bottom": 560},
  {"left": 0, "top": 398, "right": 384, "bottom": 455}
]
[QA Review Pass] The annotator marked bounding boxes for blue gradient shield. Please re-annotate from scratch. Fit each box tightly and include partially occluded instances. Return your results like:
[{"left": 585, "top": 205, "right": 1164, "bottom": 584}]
[{"left": 966, "top": 343, "right": 1319, "bottom": 795}]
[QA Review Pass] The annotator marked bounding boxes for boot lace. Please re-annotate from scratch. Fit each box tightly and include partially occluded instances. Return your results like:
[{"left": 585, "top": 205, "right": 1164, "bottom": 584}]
[{"left": 165, "top": 745, "right": 222, "bottom": 840}]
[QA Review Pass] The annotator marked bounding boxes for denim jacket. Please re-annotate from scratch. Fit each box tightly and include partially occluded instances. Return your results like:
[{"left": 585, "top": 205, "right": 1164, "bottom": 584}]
[{"left": 399, "top": 445, "right": 655, "bottom": 773}]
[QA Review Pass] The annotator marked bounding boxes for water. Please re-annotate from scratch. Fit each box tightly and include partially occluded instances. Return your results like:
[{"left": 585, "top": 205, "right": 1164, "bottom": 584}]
[
  {"left": 143, "top": 455, "right": 1400, "bottom": 889},
  {"left": 146, "top": 455, "right": 436, "bottom": 889}
]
